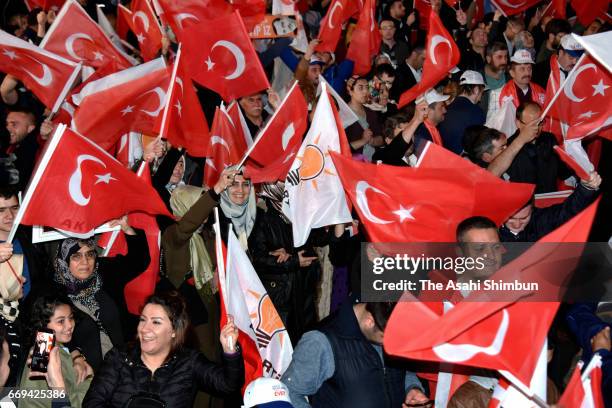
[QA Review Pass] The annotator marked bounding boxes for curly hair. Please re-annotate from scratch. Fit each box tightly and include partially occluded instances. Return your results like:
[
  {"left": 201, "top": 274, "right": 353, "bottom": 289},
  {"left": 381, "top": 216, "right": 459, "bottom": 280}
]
[{"left": 28, "top": 294, "right": 74, "bottom": 340}]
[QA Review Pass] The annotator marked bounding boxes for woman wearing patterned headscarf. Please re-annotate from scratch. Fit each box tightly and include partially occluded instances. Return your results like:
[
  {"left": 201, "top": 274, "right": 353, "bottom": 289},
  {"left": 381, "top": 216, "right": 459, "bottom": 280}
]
[
  {"left": 52, "top": 217, "right": 150, "bottom": 372},
  {"left": 218, "top": 169, "right": 260, "bottom": 251}
]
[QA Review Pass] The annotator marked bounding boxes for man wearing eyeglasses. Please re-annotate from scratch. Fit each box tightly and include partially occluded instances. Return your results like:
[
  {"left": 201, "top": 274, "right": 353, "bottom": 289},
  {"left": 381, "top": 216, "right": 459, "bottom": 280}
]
[{"left": 505, "top": 101, "right": 569, "bottom": 193}]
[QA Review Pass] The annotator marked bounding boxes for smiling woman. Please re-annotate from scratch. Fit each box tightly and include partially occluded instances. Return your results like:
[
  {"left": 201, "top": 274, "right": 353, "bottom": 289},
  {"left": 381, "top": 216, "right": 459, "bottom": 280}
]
[
  {"left": 83, "top": 292, "right": 244, "bottom": 408},
  {"left": 19, "top": 294, "right": 91, "bottom": 408}
]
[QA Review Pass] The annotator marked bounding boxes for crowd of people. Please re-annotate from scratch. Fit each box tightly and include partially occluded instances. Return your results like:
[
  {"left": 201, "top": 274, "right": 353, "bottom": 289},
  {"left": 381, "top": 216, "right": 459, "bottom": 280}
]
[{"left": 0, "top": 0, "right": 611, "bottom": 407}]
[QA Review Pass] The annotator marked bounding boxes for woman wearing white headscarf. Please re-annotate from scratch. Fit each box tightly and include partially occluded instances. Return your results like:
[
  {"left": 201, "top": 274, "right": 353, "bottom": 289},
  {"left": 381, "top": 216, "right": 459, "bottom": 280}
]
[{"left": 218, "top": 170, "right": 259, "bottom": 251}]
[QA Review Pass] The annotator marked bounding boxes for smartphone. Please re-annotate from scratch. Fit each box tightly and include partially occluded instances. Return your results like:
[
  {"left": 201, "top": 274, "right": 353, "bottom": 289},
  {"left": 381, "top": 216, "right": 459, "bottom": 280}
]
[{"left": 30, "top": 329, "right": 55, "bottom": 373}]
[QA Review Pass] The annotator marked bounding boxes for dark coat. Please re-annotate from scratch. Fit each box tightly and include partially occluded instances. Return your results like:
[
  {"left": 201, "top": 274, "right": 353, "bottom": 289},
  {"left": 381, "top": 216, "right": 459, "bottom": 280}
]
[
  {"left": 499, "top": 184, "right": 599, "bottom": 242},
  {"left": 65, "top": 230, "right": 151, "bottom": 371},
  {"left": 82, "top": 346, "right": 244, "bottom": 407},
  {"left": 248, "top": 206, "right": 328, "bottom": 342}
]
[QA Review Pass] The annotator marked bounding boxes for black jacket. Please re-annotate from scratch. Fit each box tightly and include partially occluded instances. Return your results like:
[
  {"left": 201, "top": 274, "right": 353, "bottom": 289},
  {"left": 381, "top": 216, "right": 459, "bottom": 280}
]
[
  {"left": 499, "top": 184, "right": 600, "bottom": 242},
  {"left": 248, "top": 206, "right": 328, "bottom": 342},
  {"left": 83, "top": 346, "right": 244, "bottom": 407},
  {"left": 66, "top": 229, "right": 151, "bottom": 371},
  {"left": 506, "top": 130, "right": 568, "bottom": 194}
]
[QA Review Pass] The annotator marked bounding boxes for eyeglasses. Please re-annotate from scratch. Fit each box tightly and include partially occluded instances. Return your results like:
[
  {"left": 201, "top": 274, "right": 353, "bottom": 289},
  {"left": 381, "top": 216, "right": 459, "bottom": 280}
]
[{"left": 70, "top": 250, "right": 97, "bottom": 262}]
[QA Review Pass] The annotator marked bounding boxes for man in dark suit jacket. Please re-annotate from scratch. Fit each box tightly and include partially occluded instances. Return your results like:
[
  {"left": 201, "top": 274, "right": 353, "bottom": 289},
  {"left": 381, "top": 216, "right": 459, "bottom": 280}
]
[{"left": 390, "top": 45, "right": 424, "bottom": 102}]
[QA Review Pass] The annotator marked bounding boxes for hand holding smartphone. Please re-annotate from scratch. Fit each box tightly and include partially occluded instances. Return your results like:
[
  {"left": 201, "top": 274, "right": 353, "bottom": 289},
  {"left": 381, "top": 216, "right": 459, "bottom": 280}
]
[{"left": 30, "top": 329, "right": 55, "bottom": 373}]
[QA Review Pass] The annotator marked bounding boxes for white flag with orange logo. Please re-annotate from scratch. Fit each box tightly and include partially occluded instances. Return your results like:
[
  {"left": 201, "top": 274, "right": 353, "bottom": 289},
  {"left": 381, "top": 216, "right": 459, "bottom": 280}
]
[
  {"left": 222, "top": 226, "right": 293, "bottom": 380},
  {"left": 282, "top": 82, "right": 352, "bottom": 247}
]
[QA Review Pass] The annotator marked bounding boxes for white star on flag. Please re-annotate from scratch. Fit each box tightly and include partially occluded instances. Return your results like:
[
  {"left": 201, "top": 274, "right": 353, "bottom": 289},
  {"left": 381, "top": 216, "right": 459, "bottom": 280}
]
[
  {"left": 205, "top": 57, "right": 215, "bottom": 71},
  {"left": 94, "top": 173, "right": 117, "bottom": 184},
  {"left": 121, "top": 105, "right": 134, "bottom": 116},
  {"left": 592, "top": 79, "right": 609, "bottom": 96},
  {"left": 579, "top": 111, "right": 597, "bottom": 119},
  {"left": 2, "top": 49, "right": 16, "bottom": 59},
  {"left": 93, "top": 51, "right": 104, "bottom": 61},
  {"left": 393, "top": 205, "right": 415, "bottom": 222},
  {"left": 174, "top": 100, "right": 182, "bottom": 117},
  {"left": 136, "top": 33, "right": 146, "bottom": 44}
]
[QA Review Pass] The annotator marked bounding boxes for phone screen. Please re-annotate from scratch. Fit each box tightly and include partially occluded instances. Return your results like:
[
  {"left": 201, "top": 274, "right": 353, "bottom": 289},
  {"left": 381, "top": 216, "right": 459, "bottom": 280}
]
[{"left": 31, "top": 330, "right": 55, "bottom": 373}]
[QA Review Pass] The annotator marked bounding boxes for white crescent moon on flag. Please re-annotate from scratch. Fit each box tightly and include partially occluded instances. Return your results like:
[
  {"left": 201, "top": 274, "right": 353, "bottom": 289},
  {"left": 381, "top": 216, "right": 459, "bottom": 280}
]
[
  {"left": 429, "top": 35, "right": 452, "bottom": 65},
  {"left": 496, "top": 0, "right": 526, "bottom": 8},
  {"left": 327, "top": 1, "right": 343, "bottom": 29},
  {"left": 432, "top": 310, "right": 509, "bottom": 362},
  {"left": 68, "top": 155, "right": 106, "bottom": 206},
  {"left": 211, "top": 135, "right": 230, "bottom": 152},
  {"left": 281, "top": 123, "right": 295, "bottom": 150},
  {"left": 139, "top": 87, "right": 166, "bottom": 117},
  {"left": 22, "top": 58, "right": 53, "bottom": 87},
  {"left": 175, "top": 77, "right": 184, "bottom": 95},
  {"left": 133, "top": 11, "right": 150, "bottom": 32},
  {"left": 65, "top": 33, "right": 95, "bottom": 61},
  {"left": 211, "top": 40, "right": 245, "bottom": 80},
  {"left": 175, "top": 13, "right": 199, "bottom": 29},
  {"left": 564, "top": 63, "right": 597, "bottom": 103},
  {"left": 355, "top": 181, "right": 393, "bottom": 224}
]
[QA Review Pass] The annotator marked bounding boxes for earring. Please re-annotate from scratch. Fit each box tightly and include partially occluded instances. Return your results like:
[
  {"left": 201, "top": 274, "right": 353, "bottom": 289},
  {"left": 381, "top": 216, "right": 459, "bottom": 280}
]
[{"left": 172, "top": 333, "right": 176, "bottom": 338}]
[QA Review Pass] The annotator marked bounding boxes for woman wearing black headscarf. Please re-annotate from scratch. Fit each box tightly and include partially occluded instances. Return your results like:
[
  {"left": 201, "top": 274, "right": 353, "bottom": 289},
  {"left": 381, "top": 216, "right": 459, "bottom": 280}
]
[{"left": 53, "top": 216, "right": 150, "bottom": 371}]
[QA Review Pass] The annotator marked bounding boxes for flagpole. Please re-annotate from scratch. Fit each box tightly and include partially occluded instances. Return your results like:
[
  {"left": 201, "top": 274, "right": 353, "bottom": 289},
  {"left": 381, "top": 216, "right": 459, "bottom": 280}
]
[
  {"left": 214, "top": 208, "right": 234, "bottom": 352},
  {"left": 158, "top": 43, "right": 181, "bottom": 141},
  {"left": 539, "top": 53, "right": 587, "bottom": 121},
  {"left": 50, "top": 62, "right": 82, "bottom": 116},
  {"left": 236, "top": 80, "right": 299, "bottom": 169},
  {"left": 7, "top": 124, "right": 67, "bottom": 243}
]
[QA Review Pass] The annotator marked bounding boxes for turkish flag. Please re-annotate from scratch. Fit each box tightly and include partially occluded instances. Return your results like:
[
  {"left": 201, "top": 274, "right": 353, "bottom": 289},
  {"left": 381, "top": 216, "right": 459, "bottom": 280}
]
[
  {"left": 116, "top": 4, "right": 133, "bottom": 41},
  {"left": 155, "top": 0, "right": 232, "bottom": 42},
  {"left": 331, "top": 142, "right": 534, "bottom": 242},
  {"left": 558, "top": 356, "right": 605, "bottom": 408},
  {"left": 19, "top": 126, "right": 172, "bottom": 236},
  {"left": 72, "top": 58, "right": 171, "bottom": 151},
  {"left": 243, "top": 82, "right": 308, "bottom": 183},
  {"left": 571, "top": 0, "right": 608, "bottom": 26},
  {"left": 489, "top": 0, "right": 541, "bottom": 17},
  {"left": 160, "top": 50, "right": 210, "bottom": 157},
  {"left": 346, "top": 0, "right": 380, "bottom": 76},
  {"left": 316, "top": 0, "right": 354, "bottom": 52},
  {"left": 384, "top": 199, "right": 600, "bottom": 387},
  {"left": 181, "top": 11, "right": 270, "bottom": 102},
  {"left": 0, "top": 30, "right": 81, "bottom": 112},
  {"left": 120, "top": 0, "right": 163, "bottom": 61},
  {"left": 398, "top": 9, "right": 460, "bottom": 107},
  {"left": 97, "top": 162, "right": 161, "bottom": 315},
  {"left": 226, "top": 101, "right": 253, "bottom": 149},
  {"left": 39, "top": 0, "right": 135, "bottom": 69},
  {"left": 414, "top": 0, "right": 432, "bottom": 30},
  {"left": 204, "top": 107, "right": 247, "bottom": 188},
  {"left": 542, "top": 0, "right": 566, "bottom": 20},
  {"left": 547, "top": 54, "right": 612, "bottom": 140}
]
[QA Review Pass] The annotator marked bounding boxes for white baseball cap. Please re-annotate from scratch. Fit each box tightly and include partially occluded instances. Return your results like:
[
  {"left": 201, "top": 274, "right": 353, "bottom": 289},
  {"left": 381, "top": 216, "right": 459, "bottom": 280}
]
[
  {"left": 459, "top": 70, "right": 485, "bottom": 86},
  {"left": 416, "top": 89, "right": 450, "bottom": 105},
  {"left": 510, "top": 49, "right": 535, "bottom": 64},
  {"left": 560, "top": 34, "right": 585, "bottom": 57},
  {"left": 243, "top": 378, "right": 294, "bottom": 408}
]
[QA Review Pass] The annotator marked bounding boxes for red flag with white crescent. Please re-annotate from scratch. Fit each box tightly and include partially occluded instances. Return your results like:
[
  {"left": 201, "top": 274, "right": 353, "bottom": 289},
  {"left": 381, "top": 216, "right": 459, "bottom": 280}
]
[
  {"left": 398, "top": 9, "right": 460, "bottom": 107},
  {"left": 71, "top": 58, "right": 171, "bottom": 151},
  {"left": 243, "top": 82, "right": 308, "bottom": 183},
  {"left": 20, "top": 126, "right": 173, "bottom": 236},
  {"left": 119, "top": 0, "right": 163, "bottom": 61},
  {"left": 0, "top": 30, "right": 81, "bottom": 112},
  {"left": 204, "top": 107, "right": 247, "bottom": 189},
  {"left": 384, "top": 198, "right": 599, "bottom": 387},
  {"left": 39, "top": 0, "right": 136, "bottom": 69},
  {"left": 547, "top": 54, "right": 612, "bottom": 141},
  {"left": 181, "top": 11, "right": 270, "bottom": 102}
]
